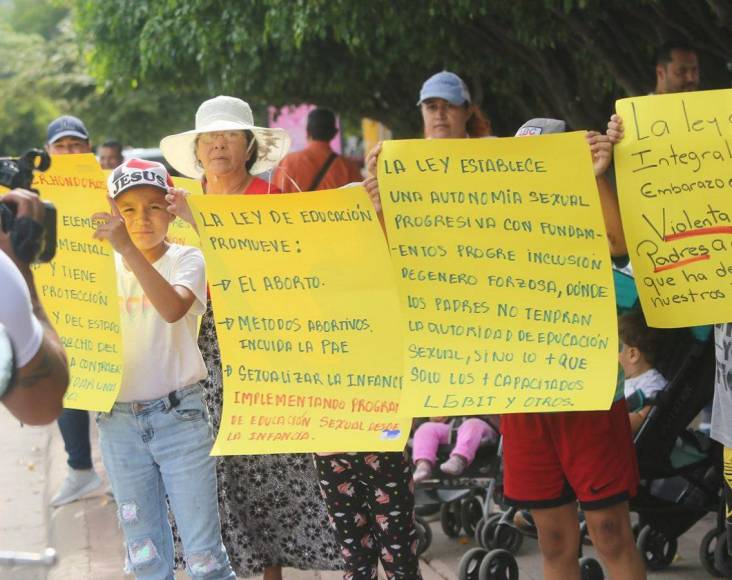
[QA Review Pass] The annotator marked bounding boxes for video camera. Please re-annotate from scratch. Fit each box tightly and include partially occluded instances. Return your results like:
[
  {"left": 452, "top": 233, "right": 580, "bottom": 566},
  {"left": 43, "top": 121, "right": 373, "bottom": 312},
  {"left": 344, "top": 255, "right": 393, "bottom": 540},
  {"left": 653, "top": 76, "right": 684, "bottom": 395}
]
[{"left": 0, "top": 149, "right": 56, "bottom": 263}]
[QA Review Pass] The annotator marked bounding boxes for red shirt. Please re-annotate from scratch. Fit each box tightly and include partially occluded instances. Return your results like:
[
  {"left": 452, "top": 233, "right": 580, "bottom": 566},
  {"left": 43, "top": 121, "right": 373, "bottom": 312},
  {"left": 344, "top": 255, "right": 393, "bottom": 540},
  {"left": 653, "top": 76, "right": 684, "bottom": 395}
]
[
  {"left": 201, "top": 176, "right": 281, "bottom": 195},
  {"left": 273, "top": 141, "right": 362, "bottom": 193},
  {"left": 245, "top": 176, "right": 281, "bottom": 195}
]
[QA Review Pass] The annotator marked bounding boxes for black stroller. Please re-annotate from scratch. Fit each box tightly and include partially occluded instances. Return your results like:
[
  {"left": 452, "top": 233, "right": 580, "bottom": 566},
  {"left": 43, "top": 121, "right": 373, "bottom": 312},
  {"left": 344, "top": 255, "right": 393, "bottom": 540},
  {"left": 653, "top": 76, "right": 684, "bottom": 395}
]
[
  {"left": 629, "top": 331, "right": 725, "bottom": 575},
  {"left": 455, "top": 328, "right": 720, "bottom": 580},
  {"left": 408, "top": 418, "right": 516, "bottom": 561}
]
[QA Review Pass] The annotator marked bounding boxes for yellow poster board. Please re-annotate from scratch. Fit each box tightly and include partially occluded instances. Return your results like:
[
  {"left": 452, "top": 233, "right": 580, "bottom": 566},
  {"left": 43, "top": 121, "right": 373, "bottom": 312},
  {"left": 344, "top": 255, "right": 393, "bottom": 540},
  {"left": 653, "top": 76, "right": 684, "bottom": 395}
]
[
  {"left": 615, "top": 89, "right": 732, "bottom": 327},
  {"left": 378, "top": 134, "right": 617, "bottom": 416},
  {"left": 33, "top": 154, "right": 122, "bottom": 411},
  {"left": 189, "top": 188, "right": 409, "bottom": 454}
]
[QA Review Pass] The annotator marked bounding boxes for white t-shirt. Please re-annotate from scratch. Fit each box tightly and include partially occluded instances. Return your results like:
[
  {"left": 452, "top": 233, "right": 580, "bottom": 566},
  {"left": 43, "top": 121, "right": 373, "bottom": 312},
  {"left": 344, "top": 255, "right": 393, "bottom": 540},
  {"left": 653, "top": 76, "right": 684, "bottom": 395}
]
[
  {"left": 623, "top": 367, "right": 667, "bottom": 401},
  {"left": 116, "top": 244, "right": 207, "bottom": 402},
  {"left": 0, "top": 252, "right": 43, "bottom": 367}
]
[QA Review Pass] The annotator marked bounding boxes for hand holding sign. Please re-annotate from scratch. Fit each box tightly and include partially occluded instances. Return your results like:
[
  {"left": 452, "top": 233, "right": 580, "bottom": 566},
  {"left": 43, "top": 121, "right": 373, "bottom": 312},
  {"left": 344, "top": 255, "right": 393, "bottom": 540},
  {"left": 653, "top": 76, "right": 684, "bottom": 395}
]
[
  {"left": 363, "top": 176, "right": 382, "bottom": 214},
  {"left": 165, "top": 187, "right": 195, "bottom": 227},
  {"left": 607, "top": 114, "right": 625, "bottom": 144},
  {"left": 586, "top": 132, "right": 613, "bottom": 177},
  {"left": 92, "top": 199, "right": 135, "bottom": 256}
]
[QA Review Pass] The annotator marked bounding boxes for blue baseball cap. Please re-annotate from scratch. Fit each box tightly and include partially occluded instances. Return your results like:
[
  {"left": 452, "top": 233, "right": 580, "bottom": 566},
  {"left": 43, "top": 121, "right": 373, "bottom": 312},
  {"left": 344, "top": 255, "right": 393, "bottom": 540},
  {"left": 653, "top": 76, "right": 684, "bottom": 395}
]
[
  {"left": 417, "top": 71, "right": 471, "bottom": 106},
  {"left": 46, "top": 115, "right": 89, "bottom": 144}
]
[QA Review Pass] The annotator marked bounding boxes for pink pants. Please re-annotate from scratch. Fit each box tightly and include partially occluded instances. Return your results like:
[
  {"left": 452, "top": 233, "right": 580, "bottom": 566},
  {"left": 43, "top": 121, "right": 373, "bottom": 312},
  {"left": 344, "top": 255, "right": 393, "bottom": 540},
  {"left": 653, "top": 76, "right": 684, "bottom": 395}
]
[{"left": 412, "top": 418, "right": 495, "bottom": 465}]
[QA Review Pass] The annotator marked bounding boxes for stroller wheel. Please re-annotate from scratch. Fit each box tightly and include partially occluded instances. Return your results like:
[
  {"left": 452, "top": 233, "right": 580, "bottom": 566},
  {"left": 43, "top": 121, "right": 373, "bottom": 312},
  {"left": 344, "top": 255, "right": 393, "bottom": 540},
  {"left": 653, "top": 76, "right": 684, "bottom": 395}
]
[
  {"left": 493, "top": 521, "right": 524, "bottom": 555},
  {"left": 636, "top": 525, "right": 677, "bottom": 571},
  {"left": 457, "top": 547, "right": 488, "bottom": 580},
  {"left": 474, "top": 517, "right": 487, "bottom": 546},
  {"left": 461, "top": 495, "right": 484, "bottom": 537},
  {"left": 713, "top": 530, "right": 732, "bottom": 577},
  {"left": 477, "top": 549, "right": 519, "bottom": 580},
  {"left": 480, "top": 513, "right": 503, "bottom": 549},
  {"left": 700, "top": 528, "right": 725, "bottom": 577},
  {"left": 441, "top": 501, "right": 463, "bottom": 538},
  {"left": 415, "top": 515, "right": 432, "bottom": 556},
  {"left": 579, "top": 556, "right": 604, "bottom": 580}
]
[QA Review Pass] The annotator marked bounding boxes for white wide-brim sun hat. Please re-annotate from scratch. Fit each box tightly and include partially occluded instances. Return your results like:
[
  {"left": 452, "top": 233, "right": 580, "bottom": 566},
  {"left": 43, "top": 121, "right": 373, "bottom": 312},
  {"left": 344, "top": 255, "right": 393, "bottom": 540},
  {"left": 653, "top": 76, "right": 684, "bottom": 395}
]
[{"left": 160, "top": 95, "right": 291, "bottom": 178}]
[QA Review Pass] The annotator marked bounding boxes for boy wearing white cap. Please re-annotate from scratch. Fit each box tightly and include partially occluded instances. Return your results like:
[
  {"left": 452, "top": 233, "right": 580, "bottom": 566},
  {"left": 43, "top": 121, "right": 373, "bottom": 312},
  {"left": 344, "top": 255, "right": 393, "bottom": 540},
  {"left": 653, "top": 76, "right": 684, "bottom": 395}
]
[{"left": 92, "top": 159, "right": 235, "bottom": 579}]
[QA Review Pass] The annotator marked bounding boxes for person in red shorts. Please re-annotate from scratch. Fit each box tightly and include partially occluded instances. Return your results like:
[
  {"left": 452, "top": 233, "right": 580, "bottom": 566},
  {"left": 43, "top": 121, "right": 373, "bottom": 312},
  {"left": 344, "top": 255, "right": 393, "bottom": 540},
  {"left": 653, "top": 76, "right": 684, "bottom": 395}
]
[{"left": 501, "top": 118, "right": 646, "bottom": 580}]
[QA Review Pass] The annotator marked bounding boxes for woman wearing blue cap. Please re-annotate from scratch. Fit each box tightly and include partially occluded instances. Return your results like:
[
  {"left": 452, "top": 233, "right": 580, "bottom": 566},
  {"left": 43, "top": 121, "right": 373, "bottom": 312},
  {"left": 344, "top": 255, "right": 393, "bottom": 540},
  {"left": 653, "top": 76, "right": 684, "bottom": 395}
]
[
  {"left": 364, "top": 71, "right": 490, "bottom": 214},
  {"left": 416, "top": 71, "right": 491, "bottom": 140}
]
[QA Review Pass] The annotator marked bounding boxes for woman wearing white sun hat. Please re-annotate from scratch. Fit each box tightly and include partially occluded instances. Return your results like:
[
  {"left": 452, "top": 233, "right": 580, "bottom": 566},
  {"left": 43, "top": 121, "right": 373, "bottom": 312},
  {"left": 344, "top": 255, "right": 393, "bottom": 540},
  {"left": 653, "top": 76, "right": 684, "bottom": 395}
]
[
  {"left": 161, "top": 96, "right": 341, "bottom": 580},
  {"left": 161, "top": 95, "right": 291, "bottom": 200}
]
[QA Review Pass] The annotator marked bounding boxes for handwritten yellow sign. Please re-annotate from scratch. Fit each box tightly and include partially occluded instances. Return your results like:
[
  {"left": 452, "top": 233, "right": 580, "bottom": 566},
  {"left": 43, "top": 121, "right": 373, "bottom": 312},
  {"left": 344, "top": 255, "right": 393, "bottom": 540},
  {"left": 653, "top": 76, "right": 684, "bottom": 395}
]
[
  {"left": 378, "top": 134, "right": 617, "bottom": 416},
  {"left": 615, "top": 90, "right": 732, "bottom": 327},
  {"left": 33, "top": 154, "right": 122, "bottom": 411},
  {"left": 189, "top": 188, "right": 409, "bottom": 454}
]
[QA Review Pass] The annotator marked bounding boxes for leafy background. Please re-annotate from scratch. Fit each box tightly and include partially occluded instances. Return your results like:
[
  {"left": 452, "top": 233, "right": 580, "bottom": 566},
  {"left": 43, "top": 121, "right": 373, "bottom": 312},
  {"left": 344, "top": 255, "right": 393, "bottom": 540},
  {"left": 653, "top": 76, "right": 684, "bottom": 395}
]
[{"left": 1, "top": 0, "right": 730, "bottom": 154}]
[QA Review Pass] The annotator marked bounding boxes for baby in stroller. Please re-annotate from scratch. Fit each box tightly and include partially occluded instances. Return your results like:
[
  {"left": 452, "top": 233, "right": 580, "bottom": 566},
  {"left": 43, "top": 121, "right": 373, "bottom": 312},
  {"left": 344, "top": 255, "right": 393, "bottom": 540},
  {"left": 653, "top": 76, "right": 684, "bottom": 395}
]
[
  {"left": 412, "top": 416, "right": 498, "bottom": 483},
  {"left": 618, "top": 309, "right": 668, "bottom": 433}
]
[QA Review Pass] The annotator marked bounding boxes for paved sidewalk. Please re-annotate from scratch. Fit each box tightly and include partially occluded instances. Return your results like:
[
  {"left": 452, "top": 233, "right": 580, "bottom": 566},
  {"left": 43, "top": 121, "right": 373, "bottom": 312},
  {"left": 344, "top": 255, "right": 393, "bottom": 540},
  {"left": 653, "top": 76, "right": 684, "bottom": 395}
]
[
  {"left": 0, "top": 407, "right": 51, "bottom": 580},
  {"left": 1, "top": 412, "right": 720, "bottom": 579},
  {"left": 47, "top": 417, "right": 123, "bottom": 580},
  {"left": 416, "top": 509, "right": 717, "bottom": 580},
  {"left": 41, "top": 417, "right": 450, "bottom": 580}
]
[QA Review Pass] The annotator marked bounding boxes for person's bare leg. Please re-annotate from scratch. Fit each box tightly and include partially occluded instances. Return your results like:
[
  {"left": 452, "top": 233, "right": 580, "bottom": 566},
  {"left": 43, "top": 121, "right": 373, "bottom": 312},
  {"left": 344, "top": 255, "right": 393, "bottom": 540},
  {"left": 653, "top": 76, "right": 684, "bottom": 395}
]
[
  {"left": 263, "top": 565, "right": 283, "bottom": 580},
  {"left": 531, "top": 503, "right": 581, "bottom": 580},
  {"left": 584, "top": 501, "right": 646, "bottom": 580}
]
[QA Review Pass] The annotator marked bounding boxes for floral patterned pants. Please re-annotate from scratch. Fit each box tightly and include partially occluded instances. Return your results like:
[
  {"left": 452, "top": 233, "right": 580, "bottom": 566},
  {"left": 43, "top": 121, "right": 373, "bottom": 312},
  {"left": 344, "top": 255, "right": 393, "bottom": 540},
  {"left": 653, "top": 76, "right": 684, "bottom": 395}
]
[{"left": 314, "top": 452, "right": 422, "bottom": 579}]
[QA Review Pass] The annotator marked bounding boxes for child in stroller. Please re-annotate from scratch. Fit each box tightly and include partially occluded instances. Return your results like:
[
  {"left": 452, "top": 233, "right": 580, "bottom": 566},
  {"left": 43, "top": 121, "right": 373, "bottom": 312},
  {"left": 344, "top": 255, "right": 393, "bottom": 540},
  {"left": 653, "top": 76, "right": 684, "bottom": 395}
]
[
  {"left": 410, "top": 416, "right": 503, "bottom": 547},
  {"left": 412, "top": 416, "right": 498, "bottom": 483},
  {"left": 618, "top": 309, "right": 669, "bottom": 434}
]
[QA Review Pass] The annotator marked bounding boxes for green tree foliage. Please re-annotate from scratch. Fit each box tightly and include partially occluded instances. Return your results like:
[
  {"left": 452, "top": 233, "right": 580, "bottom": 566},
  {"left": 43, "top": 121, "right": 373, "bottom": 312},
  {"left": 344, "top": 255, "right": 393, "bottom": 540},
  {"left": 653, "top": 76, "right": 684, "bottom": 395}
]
[
  {"left": 7, "top": 0, "right": 70, "bottom": 39},
  {"left": 50, "top": 8, "right": 205, "bottom": 148},
  {"left": 76, "top": 0, "right": 732, "bottom": 137},
  {"left": 0, "top": 1, "right": 203, "bottom": 155},
  {"left": 0, "top": 23, "right": 59, "bottom": 154}
]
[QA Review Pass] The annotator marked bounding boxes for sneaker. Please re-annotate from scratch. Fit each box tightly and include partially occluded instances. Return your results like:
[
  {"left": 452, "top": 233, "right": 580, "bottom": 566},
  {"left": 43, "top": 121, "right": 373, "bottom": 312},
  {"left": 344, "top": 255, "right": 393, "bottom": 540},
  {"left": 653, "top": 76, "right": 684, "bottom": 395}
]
[
  {"left": 440, "top": 454, "right": 468, "bottom": 476},
  {"left": 512, "top": 509, "right": 536, "bottom": 533},
  {"left": 413, "top": 460, "right": 433, "bottom": 483},
  {"left": 51, "top": 468, "right": 102, "bottom": 507}
]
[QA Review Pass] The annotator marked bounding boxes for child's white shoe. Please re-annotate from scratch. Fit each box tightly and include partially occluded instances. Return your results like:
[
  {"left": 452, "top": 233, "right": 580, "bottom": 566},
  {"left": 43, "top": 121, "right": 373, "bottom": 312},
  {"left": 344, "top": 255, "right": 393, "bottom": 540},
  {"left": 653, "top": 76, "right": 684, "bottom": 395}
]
[
  {"left": 413, "top": 460, "right": 433, "bottom": 483},
  {"left": 440, "top": 455, "right": 468, "bottom": 476}
]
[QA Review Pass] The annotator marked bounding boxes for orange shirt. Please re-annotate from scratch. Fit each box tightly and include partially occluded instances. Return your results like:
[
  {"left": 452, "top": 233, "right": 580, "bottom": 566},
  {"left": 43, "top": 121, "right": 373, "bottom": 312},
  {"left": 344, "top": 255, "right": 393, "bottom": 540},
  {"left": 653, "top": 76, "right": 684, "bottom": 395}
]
[{"left": 274, "top": 141, "right": 362, "bottom": 193}]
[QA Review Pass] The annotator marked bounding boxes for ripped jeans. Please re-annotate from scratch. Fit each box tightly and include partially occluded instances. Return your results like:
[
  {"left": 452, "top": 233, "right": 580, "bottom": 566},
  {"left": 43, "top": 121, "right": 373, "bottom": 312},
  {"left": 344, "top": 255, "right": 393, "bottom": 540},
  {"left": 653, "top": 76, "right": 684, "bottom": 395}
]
[{"left": 97, "top": 384, "right": 235, "bottom": 579}]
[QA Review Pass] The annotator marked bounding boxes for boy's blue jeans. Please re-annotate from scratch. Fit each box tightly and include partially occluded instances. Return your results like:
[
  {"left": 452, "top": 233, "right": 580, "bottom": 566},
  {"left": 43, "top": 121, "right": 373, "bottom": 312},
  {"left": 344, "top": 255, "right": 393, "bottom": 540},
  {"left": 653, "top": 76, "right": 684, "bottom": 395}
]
[{"left": 97, "top": 383, "right": 235, "bottom": 580}]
